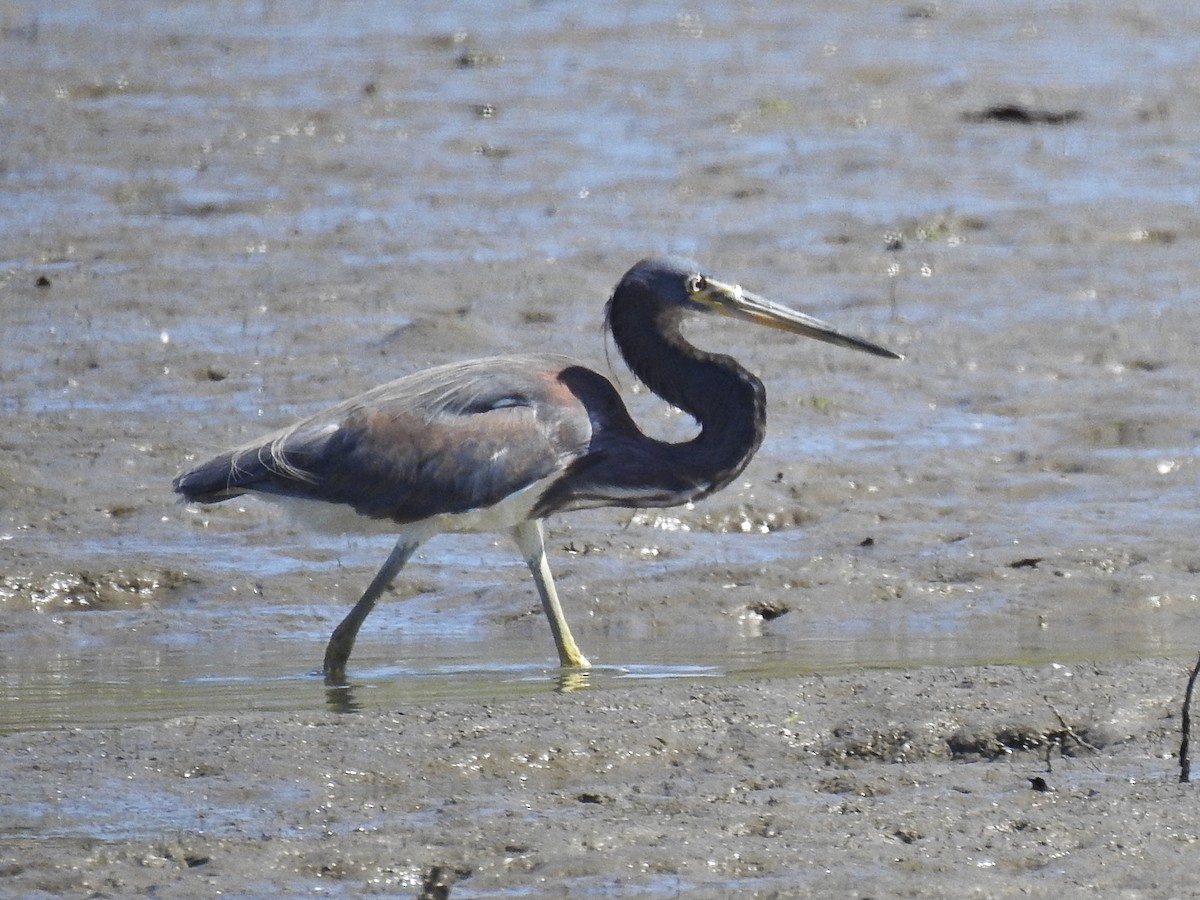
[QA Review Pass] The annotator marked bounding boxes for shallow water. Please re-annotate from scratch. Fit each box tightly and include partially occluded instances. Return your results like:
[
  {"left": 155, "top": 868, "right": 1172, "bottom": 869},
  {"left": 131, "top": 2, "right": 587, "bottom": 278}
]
[
  {"left": 1, "top": 607, "right": 1141, "bottom": 736},
  {"left": 4, "top": 0, "right": 1200, "bottom": 732}
]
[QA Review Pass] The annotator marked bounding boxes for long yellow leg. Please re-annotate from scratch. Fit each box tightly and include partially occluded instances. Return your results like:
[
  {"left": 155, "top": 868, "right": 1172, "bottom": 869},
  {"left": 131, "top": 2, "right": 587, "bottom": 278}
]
[{"left": 512, "top": 520, "right": 591, "bottom": 668}]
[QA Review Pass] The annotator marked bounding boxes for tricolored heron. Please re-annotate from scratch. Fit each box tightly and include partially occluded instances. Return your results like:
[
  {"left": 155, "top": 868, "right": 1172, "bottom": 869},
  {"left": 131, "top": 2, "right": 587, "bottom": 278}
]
[{"left": 174, "top": 256, "right": 900, "bottom": 682}]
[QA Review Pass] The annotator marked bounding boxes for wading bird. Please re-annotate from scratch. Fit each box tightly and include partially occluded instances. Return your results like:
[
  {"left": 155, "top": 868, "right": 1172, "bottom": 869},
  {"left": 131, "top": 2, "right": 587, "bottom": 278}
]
[{"left": 174, "top": 256, "right": 900, "bottom": 682}]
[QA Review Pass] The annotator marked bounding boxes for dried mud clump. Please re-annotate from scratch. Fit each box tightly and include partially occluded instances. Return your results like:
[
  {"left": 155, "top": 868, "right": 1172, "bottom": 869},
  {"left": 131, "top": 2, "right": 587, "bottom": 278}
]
[
  {"left": 946, "top": 719, "right": 1116, "bottom": 761},
  {"left": 0, "top": 569, "right": 193, "bottom": 610},
  {"left": 823, "top": 724, "right": 938, "bottom": 764},
  {"left": 947, "top": 723, "right": 1046, "bottom": 760}
]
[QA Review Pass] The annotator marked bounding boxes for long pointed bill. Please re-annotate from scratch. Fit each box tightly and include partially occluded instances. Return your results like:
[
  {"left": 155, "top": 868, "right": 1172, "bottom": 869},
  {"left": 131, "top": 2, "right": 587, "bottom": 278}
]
[{"left": 697, "top": 277, "right": 902, "bottom": 360}]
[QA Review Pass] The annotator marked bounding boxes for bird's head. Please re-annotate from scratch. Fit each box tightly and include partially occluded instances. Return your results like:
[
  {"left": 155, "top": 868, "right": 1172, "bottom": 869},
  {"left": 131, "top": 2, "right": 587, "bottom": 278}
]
[{"left": 614, "top": 255, "right": 902, "bottom": 360}]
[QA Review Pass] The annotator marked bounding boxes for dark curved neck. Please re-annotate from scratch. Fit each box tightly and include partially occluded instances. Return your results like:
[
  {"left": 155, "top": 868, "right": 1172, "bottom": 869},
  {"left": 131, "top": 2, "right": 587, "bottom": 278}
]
[{"left": 607, "top": 285, "right": 767, "bottom": 501}]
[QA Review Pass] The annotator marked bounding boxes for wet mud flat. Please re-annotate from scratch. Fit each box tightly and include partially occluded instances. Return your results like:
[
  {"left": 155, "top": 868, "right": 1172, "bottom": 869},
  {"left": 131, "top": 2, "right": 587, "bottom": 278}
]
[
  {"left": 3, "top": 658, "right": 1198, "bottom": 897},
  {"left": 5, "top": 0, "right": 1200, "bottom": 895}
]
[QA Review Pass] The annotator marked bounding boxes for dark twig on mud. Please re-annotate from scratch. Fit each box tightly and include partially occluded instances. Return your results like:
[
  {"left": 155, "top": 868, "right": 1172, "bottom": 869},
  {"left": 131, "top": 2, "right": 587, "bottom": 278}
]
[
  {"left": 1179, "top": 653, "right": 1200, "bottom": 783},
  {"left": 1041, "top": 696, "right": 1098, "bottom": 774}
]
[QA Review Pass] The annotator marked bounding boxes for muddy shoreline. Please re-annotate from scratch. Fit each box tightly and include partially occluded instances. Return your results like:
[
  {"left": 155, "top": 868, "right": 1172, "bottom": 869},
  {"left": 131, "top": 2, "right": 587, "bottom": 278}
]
[{"left": 4, "top": 659, "right": 1198, "bottom": 897}]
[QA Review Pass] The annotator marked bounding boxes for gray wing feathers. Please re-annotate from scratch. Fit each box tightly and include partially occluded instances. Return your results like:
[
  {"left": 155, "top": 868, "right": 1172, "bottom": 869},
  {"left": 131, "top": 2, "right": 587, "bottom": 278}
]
[{"left": 174, "top": 355, "right": 593, "bottom": 524}]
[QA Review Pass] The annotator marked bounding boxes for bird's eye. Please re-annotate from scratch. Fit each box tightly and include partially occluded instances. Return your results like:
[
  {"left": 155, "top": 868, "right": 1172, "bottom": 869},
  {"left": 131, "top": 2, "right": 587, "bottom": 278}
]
[{"left": 685, "top": 274, "right": 707, "bottom": 294}]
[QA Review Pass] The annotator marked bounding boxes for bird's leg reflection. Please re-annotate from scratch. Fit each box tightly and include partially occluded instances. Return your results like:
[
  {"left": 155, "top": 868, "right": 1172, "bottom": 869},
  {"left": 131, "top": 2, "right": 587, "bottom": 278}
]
[
  {"left": 323, "top": 537, "right": 420, "bottom": 685},
  {"left": 513, "top": 520, "right": 591, "bottom": 669},
  {"left": 556, "top": 669, "right": 591, "bottom": 693},
  {"left": 325, "top": 681, "right": 363, "bottom": 714}
]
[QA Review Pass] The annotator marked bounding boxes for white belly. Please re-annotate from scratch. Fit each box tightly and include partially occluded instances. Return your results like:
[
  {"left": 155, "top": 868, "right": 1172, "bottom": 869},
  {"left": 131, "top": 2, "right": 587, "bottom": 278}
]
[{"left": 258, "top": 473, "right": 560, "bottom": 539}]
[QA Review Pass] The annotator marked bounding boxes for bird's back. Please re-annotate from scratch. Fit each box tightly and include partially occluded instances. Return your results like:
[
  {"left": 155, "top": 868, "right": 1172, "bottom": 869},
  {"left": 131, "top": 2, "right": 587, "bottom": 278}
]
[{"left": 174, "top": 354, "right": 597, "bottom": 526}]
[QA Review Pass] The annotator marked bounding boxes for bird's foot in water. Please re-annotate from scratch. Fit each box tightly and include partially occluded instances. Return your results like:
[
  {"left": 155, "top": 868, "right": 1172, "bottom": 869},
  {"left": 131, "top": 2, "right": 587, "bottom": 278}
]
[{"left": 559, "top": 648, "right": 591, "bottom": 669}]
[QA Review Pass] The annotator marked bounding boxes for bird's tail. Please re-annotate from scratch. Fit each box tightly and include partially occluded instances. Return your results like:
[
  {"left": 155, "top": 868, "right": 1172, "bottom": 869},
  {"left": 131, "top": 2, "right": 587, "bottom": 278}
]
[{"left": 173, "top": 449, "right": 258, "bottom": 503}]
